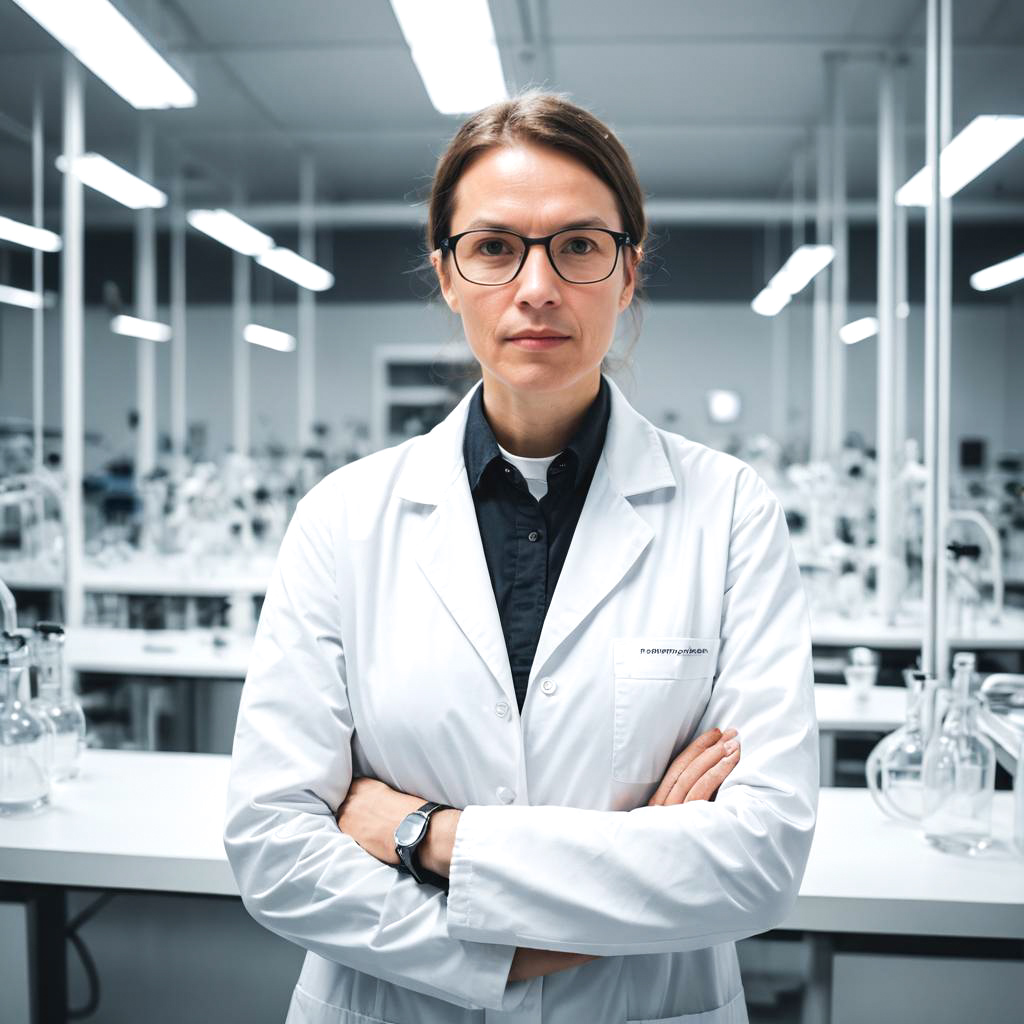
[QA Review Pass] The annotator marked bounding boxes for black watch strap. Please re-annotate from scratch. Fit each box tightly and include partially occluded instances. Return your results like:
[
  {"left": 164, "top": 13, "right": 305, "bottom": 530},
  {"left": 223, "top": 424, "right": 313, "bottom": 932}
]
[{"left": 396, "top": 801, "right": 453, "bottom": 892}]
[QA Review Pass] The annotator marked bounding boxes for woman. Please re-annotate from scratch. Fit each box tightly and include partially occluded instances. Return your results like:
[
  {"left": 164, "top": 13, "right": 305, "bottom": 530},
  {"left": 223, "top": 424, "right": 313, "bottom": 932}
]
[{"left": 224, "top": 90, "right": 818, "bottom": 1024}]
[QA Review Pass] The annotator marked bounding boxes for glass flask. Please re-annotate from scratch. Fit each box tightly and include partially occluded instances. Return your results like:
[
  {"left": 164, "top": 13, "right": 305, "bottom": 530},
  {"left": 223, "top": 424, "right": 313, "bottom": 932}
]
[
  {"left": 866, "top": 669, "right": 931, "bottom": 822},
  {"left": 30, "top": 622, "right": 87, "bottom": 781},
  {"left": 922, "top": 652, "right": 996, "bottom": 855},
  {"left": 0, "top": 631, "right": 52, "bottom": 815}
]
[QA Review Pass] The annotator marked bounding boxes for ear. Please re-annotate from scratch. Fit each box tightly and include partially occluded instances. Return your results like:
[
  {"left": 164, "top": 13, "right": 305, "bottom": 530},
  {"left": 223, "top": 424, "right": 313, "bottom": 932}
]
[
  {"left": 617, "top": 246, "right": 641, "bottom": 312},
  {"left": 431, "top": 250, "right": 460, "bottom": 313}
]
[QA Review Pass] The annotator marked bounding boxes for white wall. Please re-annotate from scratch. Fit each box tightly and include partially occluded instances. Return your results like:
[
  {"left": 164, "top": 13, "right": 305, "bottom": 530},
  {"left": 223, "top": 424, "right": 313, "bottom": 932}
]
[{"left": 0, "top": 298, "right": 1020, "bottom": 474}]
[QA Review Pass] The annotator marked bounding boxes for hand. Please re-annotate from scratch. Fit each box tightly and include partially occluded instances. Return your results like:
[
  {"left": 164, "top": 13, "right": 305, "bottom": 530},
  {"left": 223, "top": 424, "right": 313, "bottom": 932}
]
[
  {"left": 508, "top": 947, "right": 600, "bottom": 983},
  {"left": 335, "top": 776, "right": 427, "bottom": 866},
  {"left": 647, "top": 726, "right": 740, "bottom": 806}
]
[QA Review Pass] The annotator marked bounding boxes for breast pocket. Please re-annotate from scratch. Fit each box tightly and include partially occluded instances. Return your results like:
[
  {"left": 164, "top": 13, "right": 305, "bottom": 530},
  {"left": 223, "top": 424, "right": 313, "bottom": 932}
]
[{"left": 611, "top": 636, "right": 721, "bottom": 784}]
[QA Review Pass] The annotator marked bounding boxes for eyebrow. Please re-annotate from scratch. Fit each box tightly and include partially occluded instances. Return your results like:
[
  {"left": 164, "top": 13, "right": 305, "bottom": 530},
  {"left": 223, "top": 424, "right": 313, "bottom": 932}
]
[{"left": 463, "top": 216, "right": 612, "bottom": 232}]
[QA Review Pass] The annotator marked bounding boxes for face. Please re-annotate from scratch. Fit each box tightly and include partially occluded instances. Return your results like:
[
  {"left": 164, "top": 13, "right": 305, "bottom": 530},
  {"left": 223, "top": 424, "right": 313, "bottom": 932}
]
[{"left": 431, "top": 143, "right": 639, "bottom": 398}]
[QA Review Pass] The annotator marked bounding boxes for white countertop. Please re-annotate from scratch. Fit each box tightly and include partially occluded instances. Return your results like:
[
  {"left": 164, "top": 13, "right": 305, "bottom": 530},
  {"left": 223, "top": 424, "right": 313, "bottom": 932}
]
[{"left": 1, "top": 750, "right": 1021, "bottom": 939}]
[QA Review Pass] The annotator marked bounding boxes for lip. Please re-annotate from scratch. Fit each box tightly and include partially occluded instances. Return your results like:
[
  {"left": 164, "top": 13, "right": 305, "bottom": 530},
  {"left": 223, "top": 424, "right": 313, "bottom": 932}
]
[{"left": 507, "top": 335, "right": 570, "bottom": 350}]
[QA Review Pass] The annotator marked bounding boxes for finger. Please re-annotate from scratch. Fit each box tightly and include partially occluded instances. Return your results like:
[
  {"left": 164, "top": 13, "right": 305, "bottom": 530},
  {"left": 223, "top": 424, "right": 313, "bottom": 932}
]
[
  {"left": 664, "top": 732, "right": 739, "bottom": 805},
  {"left": 648, "top": 728, "right": 724, "bottom": 806},
  {"left": 684, "top": 748, "right": 741, "bottom": 803}
]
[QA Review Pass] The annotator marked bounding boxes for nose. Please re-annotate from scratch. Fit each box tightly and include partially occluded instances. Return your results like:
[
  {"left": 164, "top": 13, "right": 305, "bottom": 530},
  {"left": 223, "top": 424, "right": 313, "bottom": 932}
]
[{"left": 513, "top": 242, "right": 562, "bottom": 308}]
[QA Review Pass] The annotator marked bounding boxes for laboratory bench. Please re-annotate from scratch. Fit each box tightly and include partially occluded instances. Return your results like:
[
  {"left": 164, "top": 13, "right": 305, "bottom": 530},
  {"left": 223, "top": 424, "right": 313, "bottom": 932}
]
[{"left": 0, "top": 750, "right": 1021, "bottom": 1024}]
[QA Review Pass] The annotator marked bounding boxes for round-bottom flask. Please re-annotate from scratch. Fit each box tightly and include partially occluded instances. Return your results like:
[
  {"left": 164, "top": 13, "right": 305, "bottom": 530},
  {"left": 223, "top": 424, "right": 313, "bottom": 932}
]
[{"left": 1, "top": 632, "right": 51, "bottom": 816}]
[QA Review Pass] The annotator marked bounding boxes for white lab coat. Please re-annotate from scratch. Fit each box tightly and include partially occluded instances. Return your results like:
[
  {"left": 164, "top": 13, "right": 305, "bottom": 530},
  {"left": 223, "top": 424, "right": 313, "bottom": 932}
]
[{"left": 224, "top": 373, "right": 819, "bottom": 1024}]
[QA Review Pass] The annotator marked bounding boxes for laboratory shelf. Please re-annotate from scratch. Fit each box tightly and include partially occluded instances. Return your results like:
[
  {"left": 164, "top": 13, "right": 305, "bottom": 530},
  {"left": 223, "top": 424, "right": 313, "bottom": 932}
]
[{"left": 66, "top": 627, "right": 252, "bottom": 678}]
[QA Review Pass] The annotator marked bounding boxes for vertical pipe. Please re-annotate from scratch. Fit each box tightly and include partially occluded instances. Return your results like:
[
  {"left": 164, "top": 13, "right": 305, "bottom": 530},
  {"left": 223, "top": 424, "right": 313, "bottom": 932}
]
[
  {"left": 877, "top": 56, "right": 897, "bottom": 624},
  {"left": 828, "top": 54, "right": 848, "bottom": 456},
  {"left": 894, "top": 58, "right": 909, "bottom": 458},
  {"left": 232, "top": 185, "right": 251, "bottom": 457},
  {"left": 297, "top": 153, "right": 316, "bottom": 452},
  {"left": 61, "top": 55, "right": 84, "bottom": 628},
  {"left": 812, "top": 121, "right": 831, "bottom": 462},
  {"left": 135, "top": 118, "right": 157, "bottom": 478},
  {"left": 32, "top": 86, "right": 44, "bottom": 471},
  {"left": 936, "top": 0, "right": 953, "bottom": 683},
  {"left": 771, "top": 307, "right": 789, "bottom": 442},
  {"left": 170, "top": 169, "right": 187, "bottom": 477}
]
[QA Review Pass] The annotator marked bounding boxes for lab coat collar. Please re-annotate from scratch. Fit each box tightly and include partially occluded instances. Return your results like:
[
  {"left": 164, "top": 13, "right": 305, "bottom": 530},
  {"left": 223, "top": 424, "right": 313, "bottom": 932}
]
[{"left": 394, "top": 372, "right": 676, "bottom": 506}]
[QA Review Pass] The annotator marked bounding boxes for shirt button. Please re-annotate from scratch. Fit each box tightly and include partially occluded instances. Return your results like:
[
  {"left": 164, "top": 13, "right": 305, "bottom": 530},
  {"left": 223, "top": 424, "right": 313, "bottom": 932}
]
[
  {"left": 541, "top": 678, "right": 557, "bottom": 695},
  {"left": 494, "top": 700, "right": 509, "bottom": 718},
  {"left": 503, "top": 465, "right": 512, "bottom": 474},
  {"left": 527, "top": 530, "right": 540, "bottom": 542},
  {"left": 496, "top": 786, "right": 516, "bottom": 804}
]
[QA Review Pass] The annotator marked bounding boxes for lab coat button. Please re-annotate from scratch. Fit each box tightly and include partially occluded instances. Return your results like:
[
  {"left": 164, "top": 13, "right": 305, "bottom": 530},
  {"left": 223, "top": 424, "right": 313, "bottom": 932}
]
[
  {"left": 494, "top": 700, "right": 509, "bottom": 717},
  {"left": 541, "top": 678, "right": 556, "bottom": 695},
  {"left": 527, "top": 530, "right": 540, "bottom": 542},
  {"left": 496, "top": 786, "right": 516, "bottom": 804}
]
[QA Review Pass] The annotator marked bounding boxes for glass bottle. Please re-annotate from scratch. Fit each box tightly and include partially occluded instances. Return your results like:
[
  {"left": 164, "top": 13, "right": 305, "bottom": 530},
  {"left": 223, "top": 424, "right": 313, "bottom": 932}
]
[
  {"left": 922, "top": 652, "right": 996, "bottom": 855},
  {"left": 0, "top": 631, "right": 52, "bottom": 815},
  {"left": 30, "top": 622, "right": 87, "bottom": 781},
  {"left": 866, "top": 669, "right": 930, "bottom": 822}
]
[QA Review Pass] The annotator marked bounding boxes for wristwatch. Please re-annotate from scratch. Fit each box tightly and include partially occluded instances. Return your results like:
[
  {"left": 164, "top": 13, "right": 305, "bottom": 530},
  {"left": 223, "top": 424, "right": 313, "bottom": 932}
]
[{"left": 394, "top": 801, "right": 453, "bottom": 891}]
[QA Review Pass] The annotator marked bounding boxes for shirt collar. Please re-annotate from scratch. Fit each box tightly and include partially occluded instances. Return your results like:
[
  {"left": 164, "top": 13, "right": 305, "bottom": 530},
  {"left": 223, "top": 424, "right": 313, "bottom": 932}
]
[{"left": 463, "top": 375, "right": 611, "bottom": 492}]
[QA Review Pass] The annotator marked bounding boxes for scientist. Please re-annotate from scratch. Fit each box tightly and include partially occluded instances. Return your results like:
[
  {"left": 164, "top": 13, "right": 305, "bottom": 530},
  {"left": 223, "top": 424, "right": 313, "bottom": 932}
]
[{"left": 224, "top": 89, "right": 819, "bottom": 1024}]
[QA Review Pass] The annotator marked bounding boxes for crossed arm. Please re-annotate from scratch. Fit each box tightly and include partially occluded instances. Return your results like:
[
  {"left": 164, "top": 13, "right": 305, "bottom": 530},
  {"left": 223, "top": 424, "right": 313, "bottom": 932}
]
[{"left": 335, "top": 725, "right": 741, "bottom": 983}]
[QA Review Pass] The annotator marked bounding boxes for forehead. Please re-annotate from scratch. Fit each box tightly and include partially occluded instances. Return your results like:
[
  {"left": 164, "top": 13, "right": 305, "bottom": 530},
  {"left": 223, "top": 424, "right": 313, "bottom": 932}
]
[{"left": 450, "top": 143, "right": 622, "bottom": 232}]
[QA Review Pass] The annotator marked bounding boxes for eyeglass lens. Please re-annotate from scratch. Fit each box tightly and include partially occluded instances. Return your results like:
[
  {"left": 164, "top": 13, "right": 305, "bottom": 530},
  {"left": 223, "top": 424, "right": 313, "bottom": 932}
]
[{"left": 453, "top": 229, "right": 619, "bottom": 285}]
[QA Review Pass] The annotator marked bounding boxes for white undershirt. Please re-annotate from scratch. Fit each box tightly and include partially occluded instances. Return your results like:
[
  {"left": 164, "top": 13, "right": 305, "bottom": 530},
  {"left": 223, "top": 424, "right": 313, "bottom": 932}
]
[{"left": 496, "top": 443, "right": 559, "bottom": 502}]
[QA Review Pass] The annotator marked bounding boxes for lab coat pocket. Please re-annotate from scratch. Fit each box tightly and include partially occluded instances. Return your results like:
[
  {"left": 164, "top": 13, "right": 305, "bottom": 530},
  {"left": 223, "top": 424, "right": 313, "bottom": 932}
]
[
  {"left": 611, "top": 637, "right": 721, "bottom": 784},
  {"left": 287, "top": 984, "right": 395, "bottom": 1024}
]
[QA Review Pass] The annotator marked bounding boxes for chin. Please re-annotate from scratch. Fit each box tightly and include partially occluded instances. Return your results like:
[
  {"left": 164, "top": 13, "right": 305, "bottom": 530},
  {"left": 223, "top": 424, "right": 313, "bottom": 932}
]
[{"left": 491, "top": 355, "right": 595, "bottom": 396}]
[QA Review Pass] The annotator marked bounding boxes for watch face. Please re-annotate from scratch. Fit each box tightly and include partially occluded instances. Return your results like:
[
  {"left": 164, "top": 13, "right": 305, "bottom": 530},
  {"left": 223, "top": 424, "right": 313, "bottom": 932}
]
[{"left": 395, "top": 812, "right": 427, "bottom": 847}]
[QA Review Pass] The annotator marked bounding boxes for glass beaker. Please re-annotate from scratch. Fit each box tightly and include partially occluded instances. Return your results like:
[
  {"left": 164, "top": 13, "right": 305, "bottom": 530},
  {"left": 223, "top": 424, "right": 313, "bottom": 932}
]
[
  {"left": 30, "top": 622, "right": 87, "bottom": 781},
  {"left": 0, "top": 631, "right": 52, "bottom": 815},
  {"left": 922, "top": 691, "right": 996, "bottom": 855},
  {"left": 866, "top": 669, "right": 930, "bottom": 822}
]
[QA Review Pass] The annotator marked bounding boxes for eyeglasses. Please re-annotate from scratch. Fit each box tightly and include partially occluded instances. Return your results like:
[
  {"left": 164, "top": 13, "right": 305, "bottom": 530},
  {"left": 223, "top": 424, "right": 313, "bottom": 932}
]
[{"left": 438, "top": 227, "right": 634, "bottom": 286}]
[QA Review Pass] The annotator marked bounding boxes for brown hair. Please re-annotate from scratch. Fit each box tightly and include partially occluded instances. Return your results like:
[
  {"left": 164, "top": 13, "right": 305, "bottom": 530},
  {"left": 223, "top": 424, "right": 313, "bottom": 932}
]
[{"left": 424, "top": 88, "right": 650, "bottom": 375}]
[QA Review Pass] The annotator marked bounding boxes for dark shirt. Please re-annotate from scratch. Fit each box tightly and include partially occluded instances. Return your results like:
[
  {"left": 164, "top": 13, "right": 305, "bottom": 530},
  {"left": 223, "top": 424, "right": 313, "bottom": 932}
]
[{"left": 462, "top": 376, "right": 611, "bottom": 713}]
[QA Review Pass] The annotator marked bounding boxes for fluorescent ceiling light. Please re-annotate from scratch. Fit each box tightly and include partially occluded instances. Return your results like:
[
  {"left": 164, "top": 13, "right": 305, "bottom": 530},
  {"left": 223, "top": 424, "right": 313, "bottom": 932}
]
[
  {"left": 896, "top": 115, "right": 1024, "bottom": 206},
  {"left": 0, "top": 284, "right": 45, "bottom": 309},
  {"left": 244, "top": 324, "right": 295, "bottom": 352},
  {"left": 766, "top": 244, "right": 835, "bottom": 296},
  {"left": 256, "top": 247, "right": 334, "bottom": 292},
  {"left": 188, "top": 209, "right": 274, "bottom": 257},
  {"left": 111, "top": 315, "right": 171, "bottom": 342},
  {"left": 390, "top": 0, "right": 508, "bottom": 114},
  {"left": 970, "top": 252, "right": 1024, "bottom": 292},
  {"left": 0, "top": 215, "right": 61, "bottom": 252},
  {"left": 751, "top": 286, "right": 791, "bottom": 317},
  {"left": 56, "top": 153, "right": 166, "bottom": 209},
  {"left": 11, "top": 0, "right": 195, "bottom": 109},
  {"left": 840, "top": 316, "right": 879, "bottom": 345}
]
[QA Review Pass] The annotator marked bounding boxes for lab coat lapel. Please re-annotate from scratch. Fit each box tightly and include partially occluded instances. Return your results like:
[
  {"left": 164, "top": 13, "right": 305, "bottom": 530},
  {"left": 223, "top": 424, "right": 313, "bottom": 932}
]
[
  {"left": 415, "top": 468, "right": 517, "bottom": 705},
  {"left": 396, "top": 381, "right": 516, "bottom": 705},
  {"left": 529, "top": 376, "right": 678, "bottom": 686}
]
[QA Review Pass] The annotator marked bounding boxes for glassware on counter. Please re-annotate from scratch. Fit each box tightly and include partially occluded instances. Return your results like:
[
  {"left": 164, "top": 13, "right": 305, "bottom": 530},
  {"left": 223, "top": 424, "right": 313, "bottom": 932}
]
[
  {"left": 843, "top": 646, "right": 879, "bottom": 701},
  {"left": 30, "top": 622, "right": 87, "bottom": 781},
  {"left": 922, "top": 652, "right": 996, "bottom": 855},
  {"left": 866, "top": 669, "right": 932, "bottom": 823},
  {"left": 0, "top": 631, "right": 52, "bottom": 815}
]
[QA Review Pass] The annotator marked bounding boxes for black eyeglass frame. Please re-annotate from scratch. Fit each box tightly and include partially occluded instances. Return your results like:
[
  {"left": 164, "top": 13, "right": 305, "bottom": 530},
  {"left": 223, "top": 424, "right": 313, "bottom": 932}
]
[{"left": 437, "top": 227, "right": 635, "bottom": 286}]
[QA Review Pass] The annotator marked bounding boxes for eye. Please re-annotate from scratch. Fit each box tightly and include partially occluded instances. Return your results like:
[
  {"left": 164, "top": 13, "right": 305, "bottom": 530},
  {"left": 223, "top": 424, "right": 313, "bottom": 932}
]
[
  {"left": 562, "top": 236, "right": 595, "bottom": 255},
  {"left": 476, "top": 236, "right": 513, "bottom": 256}
]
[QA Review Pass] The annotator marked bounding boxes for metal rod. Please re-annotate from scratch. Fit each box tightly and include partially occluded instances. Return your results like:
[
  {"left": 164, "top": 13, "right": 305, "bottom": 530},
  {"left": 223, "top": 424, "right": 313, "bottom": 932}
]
[
  {"left": 61, "top": 55, "right": 84, "bottom": 628},
  {"left": 936, "top": 0, "right": 953, "bottom": 684},
  {"left": 894, "top": 58, "right": 909, "bottom": 461},
  {"left": 135, "top": 118, "right": 157, "bottom": 479},
  {"left": 811, "top": 121, "right": 831, "bottom": 462},
  {"left": 877, "top": 56, "right": 898, "bottom": 625},
  {"left": 827, "top": 53, "right": 848, "bottom": 456},
  {"left": 232, "top": 185, "right": 251, "bottom": 457},
  {"left": 170, "top": 169, "right": 188, "bottom": 477},
  {"left": 297, "top": 152, "right": 316, "bottom": 452},
  {"left": 32, "top": 85, "right": 44, "bottom": 472}
]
